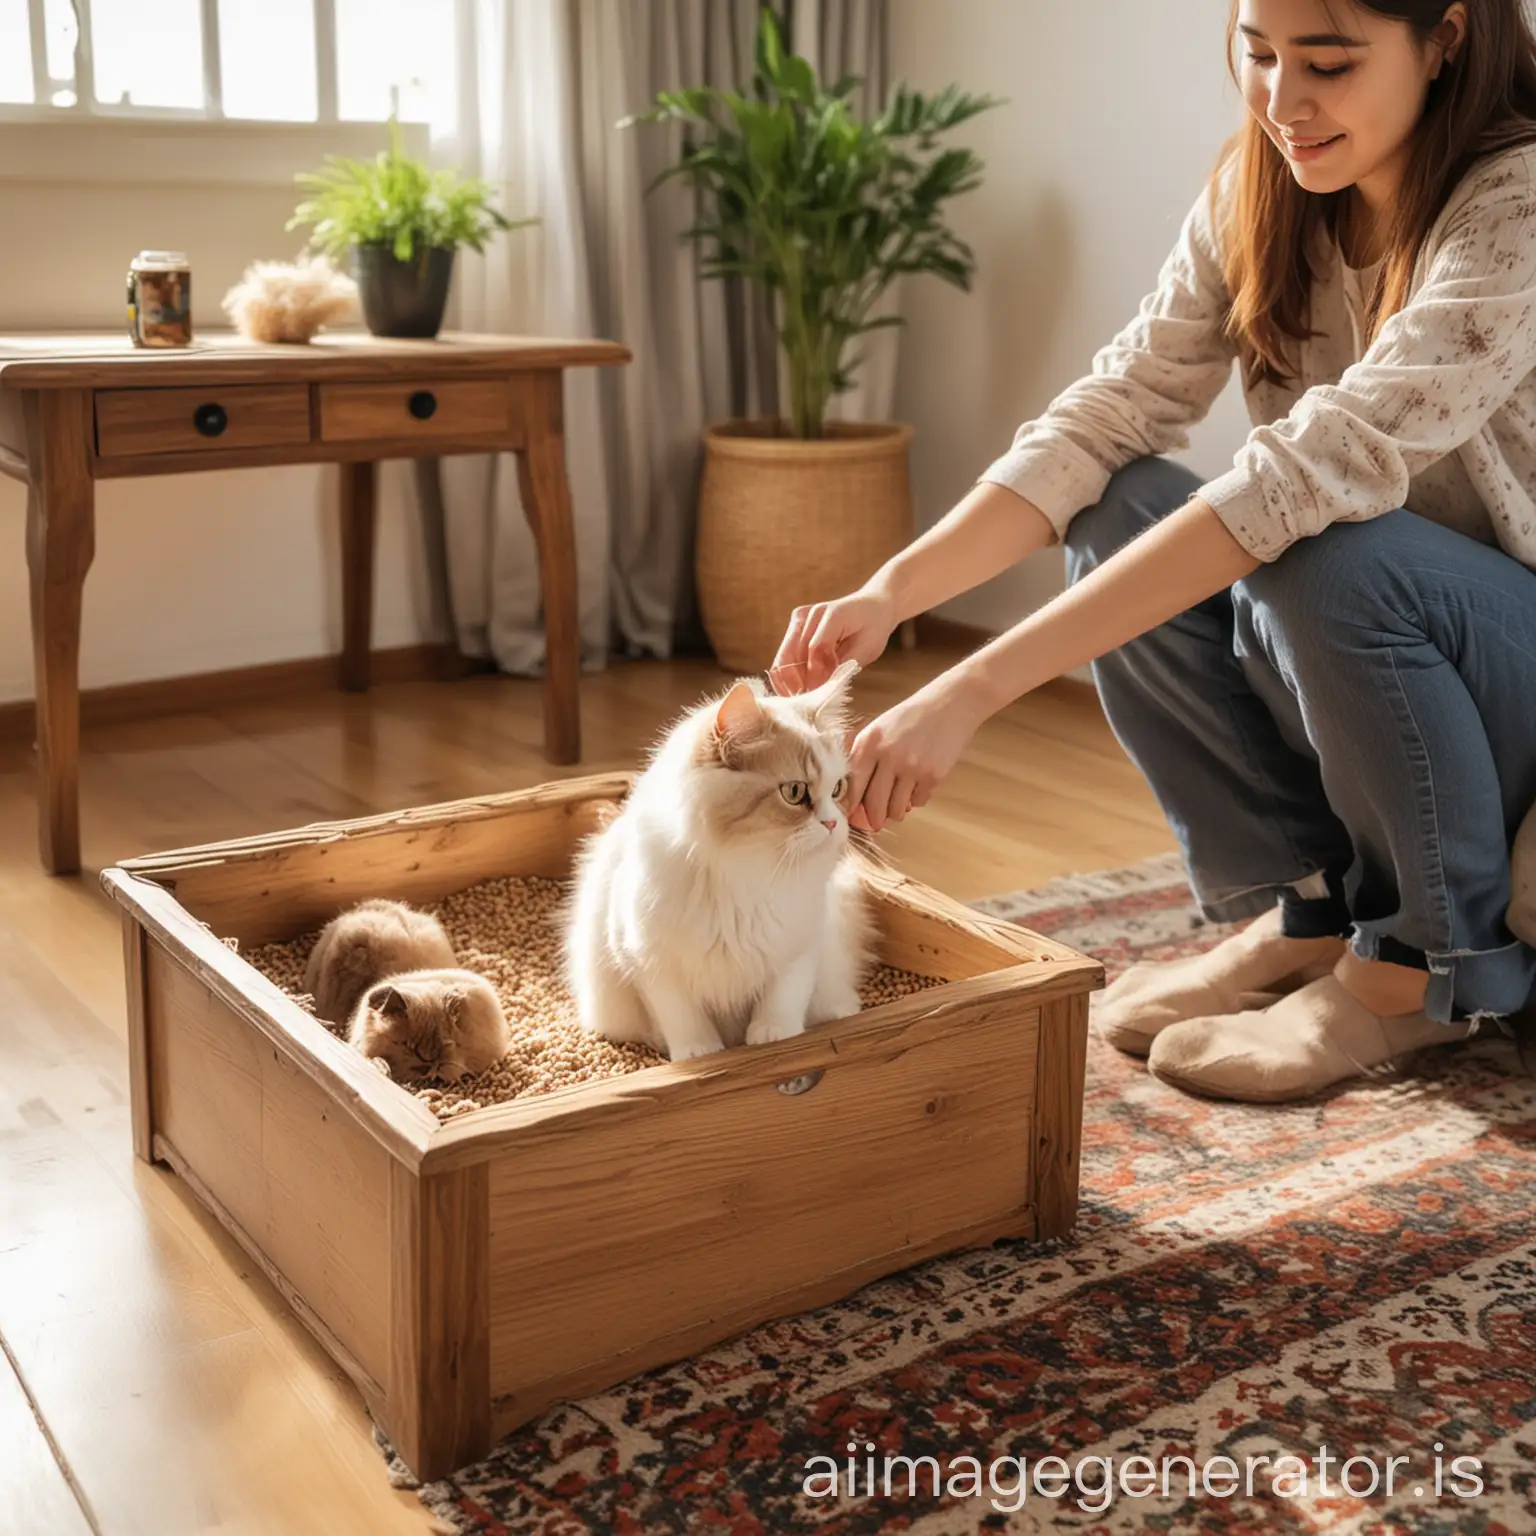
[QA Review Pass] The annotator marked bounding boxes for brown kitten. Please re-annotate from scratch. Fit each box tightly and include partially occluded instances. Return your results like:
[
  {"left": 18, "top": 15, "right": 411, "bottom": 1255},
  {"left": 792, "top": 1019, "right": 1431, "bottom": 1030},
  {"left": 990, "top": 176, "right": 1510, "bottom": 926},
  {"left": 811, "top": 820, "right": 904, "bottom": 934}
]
[
  {"left": 303, "top": 898, "right": 456, "bottom": 1025},
  {"left": 347, "top": 968, "right": 510, "bottom": 1084}
]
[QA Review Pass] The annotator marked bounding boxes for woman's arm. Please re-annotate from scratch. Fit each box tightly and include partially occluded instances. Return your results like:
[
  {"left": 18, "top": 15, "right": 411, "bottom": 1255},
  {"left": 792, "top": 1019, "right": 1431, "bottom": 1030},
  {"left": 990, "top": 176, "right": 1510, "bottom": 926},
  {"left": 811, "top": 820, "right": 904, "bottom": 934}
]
[
  {"left": 871, "top": 482, "right": 1056, "bottom": 621},
  {"left": 958, "top": 496, "right": 1256, "bottom": 710},
  {"left": 849, "top": 496, "right": 1258, "bottom": 830},
  {"left": 780, "top": 483, "right": 1055, "bottom": 686}
]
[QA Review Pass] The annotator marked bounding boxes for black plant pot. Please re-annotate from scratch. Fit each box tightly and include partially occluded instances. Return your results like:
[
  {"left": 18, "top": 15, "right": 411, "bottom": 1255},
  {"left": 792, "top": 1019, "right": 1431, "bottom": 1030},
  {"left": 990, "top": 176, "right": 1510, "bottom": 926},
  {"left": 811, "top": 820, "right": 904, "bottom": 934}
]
[{"left": 352, "top": 243, "right": 455, "bottom": 339}]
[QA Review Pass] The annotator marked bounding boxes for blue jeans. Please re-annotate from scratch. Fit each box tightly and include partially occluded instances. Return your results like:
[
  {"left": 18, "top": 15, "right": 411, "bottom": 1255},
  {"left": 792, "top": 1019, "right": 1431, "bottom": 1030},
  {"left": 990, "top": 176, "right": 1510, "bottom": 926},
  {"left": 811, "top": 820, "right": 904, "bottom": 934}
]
[{"left": 1063, "top": 456, "right": 1536, "bottom": 1025}]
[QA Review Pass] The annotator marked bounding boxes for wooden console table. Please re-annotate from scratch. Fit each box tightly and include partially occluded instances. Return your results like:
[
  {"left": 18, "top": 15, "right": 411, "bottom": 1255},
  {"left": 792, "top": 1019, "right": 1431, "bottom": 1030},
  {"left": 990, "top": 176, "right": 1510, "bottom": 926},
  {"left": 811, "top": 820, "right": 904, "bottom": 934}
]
[{"left": 0, "top": 331, "right": 630, "bottom": 875}]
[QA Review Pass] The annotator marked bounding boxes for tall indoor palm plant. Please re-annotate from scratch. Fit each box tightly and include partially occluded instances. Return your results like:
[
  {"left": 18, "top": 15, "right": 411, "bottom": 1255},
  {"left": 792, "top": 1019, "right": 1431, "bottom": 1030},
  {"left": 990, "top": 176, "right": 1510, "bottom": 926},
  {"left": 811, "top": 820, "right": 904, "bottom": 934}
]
[
  {"left": 633, "top": 7, "right": 996, "bottom": 439},
  {"left": 628, "top": 6, "right": 999, "bottom": 668}
]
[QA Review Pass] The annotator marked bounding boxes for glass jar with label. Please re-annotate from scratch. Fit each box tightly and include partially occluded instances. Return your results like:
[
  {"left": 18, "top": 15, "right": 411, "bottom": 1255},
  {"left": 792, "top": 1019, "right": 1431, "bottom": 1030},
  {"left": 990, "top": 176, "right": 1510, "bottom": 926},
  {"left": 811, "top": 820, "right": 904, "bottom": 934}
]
[{"left": 127, "top": 251, "right": 193, "bottom": 347}]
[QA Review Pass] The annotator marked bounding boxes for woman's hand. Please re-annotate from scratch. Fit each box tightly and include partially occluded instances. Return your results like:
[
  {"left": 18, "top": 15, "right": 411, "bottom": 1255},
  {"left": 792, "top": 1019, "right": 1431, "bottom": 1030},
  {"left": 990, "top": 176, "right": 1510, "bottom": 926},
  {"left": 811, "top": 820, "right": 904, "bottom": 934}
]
[
  {"left": 770, "top": 584, "right": 899, "bottom": 693},
  {"left": 846, "top": 668, "right": 990, "bottom": 833}
]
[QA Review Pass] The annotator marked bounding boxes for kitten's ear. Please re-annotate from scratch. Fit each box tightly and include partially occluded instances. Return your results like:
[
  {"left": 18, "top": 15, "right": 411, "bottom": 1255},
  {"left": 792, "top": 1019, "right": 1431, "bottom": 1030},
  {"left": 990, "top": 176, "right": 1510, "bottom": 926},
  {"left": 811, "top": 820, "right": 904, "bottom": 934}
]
[
  {"left": 443, "top": 991, "right": 466, "bottom": 1028},
  {"left": 802, "top": 658, "right": 861, "bottom": 727},
  {"left": 711, "top": 681, "right": 767, "bottom": 764},
  {"left": 370, "top": 985, "right": 407, "bottom": 1018}
]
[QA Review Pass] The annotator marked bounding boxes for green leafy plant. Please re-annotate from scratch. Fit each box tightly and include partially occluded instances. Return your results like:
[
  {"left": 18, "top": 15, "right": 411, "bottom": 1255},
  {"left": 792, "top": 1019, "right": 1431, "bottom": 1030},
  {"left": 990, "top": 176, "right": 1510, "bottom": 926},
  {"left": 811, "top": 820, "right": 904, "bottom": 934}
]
[
  {"left": 626, "top": 7, "right": 999, "bottom": 439},
  {"left": 288, "top": 120, "right": 533, "bottom": 265}
]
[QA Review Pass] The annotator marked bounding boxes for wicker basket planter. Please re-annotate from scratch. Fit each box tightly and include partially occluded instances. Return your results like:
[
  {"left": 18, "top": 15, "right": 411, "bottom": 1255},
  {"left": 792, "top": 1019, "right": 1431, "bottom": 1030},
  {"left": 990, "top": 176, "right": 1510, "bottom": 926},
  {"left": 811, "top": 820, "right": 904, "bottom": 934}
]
[{"left": 697, "top": 420, "right": 915, "bottom": 673}]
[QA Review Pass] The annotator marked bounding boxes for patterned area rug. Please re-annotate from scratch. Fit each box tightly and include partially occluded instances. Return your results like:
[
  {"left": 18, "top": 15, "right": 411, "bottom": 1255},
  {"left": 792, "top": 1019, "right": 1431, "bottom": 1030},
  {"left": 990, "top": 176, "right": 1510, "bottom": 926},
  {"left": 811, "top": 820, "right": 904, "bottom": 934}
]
[{"left": 390, "top": 854, "right": 1536, "bottom": 1534}]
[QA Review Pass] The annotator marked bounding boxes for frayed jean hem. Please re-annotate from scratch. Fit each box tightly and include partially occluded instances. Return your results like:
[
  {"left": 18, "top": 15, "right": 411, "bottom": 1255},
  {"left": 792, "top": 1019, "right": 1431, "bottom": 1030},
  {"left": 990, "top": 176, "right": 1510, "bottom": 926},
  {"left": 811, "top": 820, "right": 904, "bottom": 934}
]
[
  {"left": 1190, "top": 867, "right": 1536, "bottom": 1022},
  {"left": 1191, "top": 869, "right": 1347, "bottom": 934},
  {"left": 1193, "top": 882, "right": 1287, "bottom": 927},
  {"left": 1350, "top": 926, "right": 1536, "bottom": 1025}
]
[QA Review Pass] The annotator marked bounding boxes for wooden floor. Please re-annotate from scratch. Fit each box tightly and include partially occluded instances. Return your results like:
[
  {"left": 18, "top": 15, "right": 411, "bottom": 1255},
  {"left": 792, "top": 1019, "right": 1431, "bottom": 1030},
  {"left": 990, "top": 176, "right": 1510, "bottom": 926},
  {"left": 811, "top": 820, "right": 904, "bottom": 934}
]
[{"left": 0, "top": 645, "right": 1174, "bottom": 1535}]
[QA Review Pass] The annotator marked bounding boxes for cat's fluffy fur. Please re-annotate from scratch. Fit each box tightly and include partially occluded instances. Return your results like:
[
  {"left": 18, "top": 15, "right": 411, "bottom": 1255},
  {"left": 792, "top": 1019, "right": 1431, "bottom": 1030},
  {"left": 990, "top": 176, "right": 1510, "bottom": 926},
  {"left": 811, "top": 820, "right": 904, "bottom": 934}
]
[
  {"left": 347, "top": 968, "right": 510, "bottom": 1084},
  {"left": 303, "top": 898, "right": 509, "bottom": 1083},
  {"left": 303, "top": 897, "right": 456, "bottom": 1025},
  {"left": 565, "top": 660, "right": 874, "bottom": 1060}
]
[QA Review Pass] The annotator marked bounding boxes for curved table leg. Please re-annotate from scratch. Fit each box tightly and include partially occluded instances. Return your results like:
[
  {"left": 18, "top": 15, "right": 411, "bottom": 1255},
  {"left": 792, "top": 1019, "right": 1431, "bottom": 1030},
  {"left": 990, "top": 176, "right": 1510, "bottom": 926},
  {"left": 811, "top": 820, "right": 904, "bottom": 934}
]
[
  {"left": 24, "top": 390, "right": 95, "bottom": 876},
  {"left": 514, "top": 373, "right": 582, "bottom": 765},
  {"left": 339, "top": 460, "right": 376, "bottom": 692}
]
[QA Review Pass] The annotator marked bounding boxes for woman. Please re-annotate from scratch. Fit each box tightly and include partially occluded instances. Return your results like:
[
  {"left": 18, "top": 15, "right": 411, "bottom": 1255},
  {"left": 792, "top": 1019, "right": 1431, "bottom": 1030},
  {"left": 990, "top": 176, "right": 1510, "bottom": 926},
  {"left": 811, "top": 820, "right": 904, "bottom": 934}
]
[{"left": 771, "top": 0, "right": 1536, "bottom": 1103}]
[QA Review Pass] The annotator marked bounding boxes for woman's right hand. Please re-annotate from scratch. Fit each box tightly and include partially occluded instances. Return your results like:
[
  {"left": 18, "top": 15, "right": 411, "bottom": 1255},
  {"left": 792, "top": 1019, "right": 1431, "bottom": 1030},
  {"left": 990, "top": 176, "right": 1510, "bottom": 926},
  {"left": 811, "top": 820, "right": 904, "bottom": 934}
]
[{"left": 770, "top": 585, "right": 899, "bottom": 693}]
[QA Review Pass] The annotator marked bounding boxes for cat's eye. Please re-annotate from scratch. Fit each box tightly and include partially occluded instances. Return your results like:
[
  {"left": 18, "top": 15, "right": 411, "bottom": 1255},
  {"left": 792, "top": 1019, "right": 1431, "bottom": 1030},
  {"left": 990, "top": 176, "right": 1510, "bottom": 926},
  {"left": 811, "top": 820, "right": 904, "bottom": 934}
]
[
  {"left": 832, "top": 777, "right": 847, "bottom": 800},
  {"left": 780, "top": 781, "right": 809, "bottom": 806}
]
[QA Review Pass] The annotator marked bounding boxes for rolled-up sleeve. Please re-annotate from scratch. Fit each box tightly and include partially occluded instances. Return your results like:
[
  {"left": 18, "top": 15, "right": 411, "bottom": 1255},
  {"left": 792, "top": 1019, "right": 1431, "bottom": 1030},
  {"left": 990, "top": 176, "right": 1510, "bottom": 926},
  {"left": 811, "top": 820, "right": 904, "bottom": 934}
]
[
  {"left": 1202, "top": 156, "right": 1536, "bottom": 561},
  {"left": 979, "top": 181, "right": 1237, "bottom": 539}
]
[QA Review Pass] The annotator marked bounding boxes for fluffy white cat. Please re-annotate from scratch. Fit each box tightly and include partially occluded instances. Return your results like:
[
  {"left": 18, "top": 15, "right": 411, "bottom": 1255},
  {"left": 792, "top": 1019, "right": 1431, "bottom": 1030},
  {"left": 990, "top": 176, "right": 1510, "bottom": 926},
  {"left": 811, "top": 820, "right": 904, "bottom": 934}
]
[{"left": 565, "top": 660, "right": 874, "bottom": 1060}]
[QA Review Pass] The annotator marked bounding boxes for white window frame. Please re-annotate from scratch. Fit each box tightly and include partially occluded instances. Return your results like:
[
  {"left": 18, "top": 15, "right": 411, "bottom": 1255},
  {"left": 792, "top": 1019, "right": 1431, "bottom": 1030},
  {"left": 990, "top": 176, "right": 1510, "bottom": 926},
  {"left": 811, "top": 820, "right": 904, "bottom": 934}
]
[
  {"left": 0, "top": 0, "right": 433, "bottom": 188},
  {"left": 12, "top": 0, "right": 361, "bottom": 125}
]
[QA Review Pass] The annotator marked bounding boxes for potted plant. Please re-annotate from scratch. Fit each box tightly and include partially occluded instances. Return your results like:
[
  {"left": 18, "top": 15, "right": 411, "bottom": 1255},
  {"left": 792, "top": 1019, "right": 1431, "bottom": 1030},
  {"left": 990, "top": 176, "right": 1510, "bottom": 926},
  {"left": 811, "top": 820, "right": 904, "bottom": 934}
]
[
  {"left": 289, "top": 121, "right": 533, "bottom": 339},
  {"left": 628, "top": 7, "right": 998, "bottom": 671}
]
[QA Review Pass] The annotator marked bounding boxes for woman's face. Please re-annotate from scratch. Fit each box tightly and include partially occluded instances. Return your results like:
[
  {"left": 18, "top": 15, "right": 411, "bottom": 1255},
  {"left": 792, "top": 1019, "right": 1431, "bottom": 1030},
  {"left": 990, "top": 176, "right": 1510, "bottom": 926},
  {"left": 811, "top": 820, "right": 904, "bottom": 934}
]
[{"left": 1236, "top": 0, "right": 1466, "bottom": 204}]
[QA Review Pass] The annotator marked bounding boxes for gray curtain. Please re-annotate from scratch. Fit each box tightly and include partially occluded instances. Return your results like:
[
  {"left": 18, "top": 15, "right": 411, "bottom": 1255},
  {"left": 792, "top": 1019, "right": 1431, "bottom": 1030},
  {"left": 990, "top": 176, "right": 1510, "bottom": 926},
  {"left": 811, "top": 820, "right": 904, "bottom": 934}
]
[{"left": 429, "top": 0, "right": 893, "bottom": 674}]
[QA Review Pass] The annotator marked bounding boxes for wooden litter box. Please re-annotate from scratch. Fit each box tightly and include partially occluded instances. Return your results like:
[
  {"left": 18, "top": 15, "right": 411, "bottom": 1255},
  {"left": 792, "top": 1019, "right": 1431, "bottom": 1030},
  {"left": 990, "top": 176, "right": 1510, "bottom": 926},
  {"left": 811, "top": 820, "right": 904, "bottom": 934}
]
[{"left": 104, "top": 773, "right": 1101, "bottom": 1480}]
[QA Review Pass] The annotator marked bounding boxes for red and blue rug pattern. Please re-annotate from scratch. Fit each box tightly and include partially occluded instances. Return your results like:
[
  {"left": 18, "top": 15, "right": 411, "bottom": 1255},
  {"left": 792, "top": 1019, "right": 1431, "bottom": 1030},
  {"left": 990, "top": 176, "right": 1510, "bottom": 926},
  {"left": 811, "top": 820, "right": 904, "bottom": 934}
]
[{"left": 388, "top": 854, "right": 1536, "bottom": 1534}]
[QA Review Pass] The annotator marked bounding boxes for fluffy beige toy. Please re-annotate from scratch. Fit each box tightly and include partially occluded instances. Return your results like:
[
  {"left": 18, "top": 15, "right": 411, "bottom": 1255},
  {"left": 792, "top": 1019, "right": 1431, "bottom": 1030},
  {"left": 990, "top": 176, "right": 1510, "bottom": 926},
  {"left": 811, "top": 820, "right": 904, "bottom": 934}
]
[{"left": 221, "top": 254, "right": 358, "bottom": 343}]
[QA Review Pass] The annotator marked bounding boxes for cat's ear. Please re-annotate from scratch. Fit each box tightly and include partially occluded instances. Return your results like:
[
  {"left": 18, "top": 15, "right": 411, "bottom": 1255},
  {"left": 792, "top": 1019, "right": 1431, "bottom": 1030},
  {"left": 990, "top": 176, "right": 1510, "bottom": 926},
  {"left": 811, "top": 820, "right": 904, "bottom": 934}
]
[
  {"left": 370, "top": 984, "right": 407, "bottom": 1018},
  {"left": 711, "top": 681, "right": 768, "bottom": 764},
  {"left": 442, "top": 991, "right": 466, "bottom": 1029},
  {"left": 801, "top": 658, "right": 861, "bottom": 728}
]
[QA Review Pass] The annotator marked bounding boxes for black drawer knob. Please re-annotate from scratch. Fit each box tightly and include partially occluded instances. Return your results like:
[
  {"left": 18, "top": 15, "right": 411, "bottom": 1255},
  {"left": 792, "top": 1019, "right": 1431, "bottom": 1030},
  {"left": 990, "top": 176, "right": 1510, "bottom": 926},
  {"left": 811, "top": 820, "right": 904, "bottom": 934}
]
[
  {"left": 408, "top": 390, "right": 438, "bottom": 421},
  {"left": 193, "top": 402, "right": 228, "bottom": 437}
]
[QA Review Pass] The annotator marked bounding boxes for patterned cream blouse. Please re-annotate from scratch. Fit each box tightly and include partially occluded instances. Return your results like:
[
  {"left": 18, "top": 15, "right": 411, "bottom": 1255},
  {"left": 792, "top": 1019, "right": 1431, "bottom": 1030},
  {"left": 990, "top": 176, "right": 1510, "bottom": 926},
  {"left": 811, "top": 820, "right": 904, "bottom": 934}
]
[{"left": 980, "top": 141, "right": 1536, "bottom": 568}]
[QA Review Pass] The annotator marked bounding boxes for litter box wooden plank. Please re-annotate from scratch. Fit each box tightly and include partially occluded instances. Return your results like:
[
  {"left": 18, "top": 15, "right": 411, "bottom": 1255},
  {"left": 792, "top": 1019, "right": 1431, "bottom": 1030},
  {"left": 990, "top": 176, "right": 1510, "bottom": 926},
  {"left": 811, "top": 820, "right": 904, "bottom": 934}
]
[
  {"left": 421, "top": 959, "right": 1088, "bottom": 1171},
  {"left": 116, "top": 773, "right": 634, "bottom": 947},
  {"left": 151, "top": 1132, "right": 391, "bottom": 1420},
  {"left": 861, "top": 858, "right": 1089, "bottom": 975},
  {"left": 388, "top": 1162, "right": 491, "bottom": 1480},
  {"left": 487, "top": 1204, "right": 1035, "bottom": 1441},
  {"left": 105, "top": 866, "right": 438, "bottom": 1168},
  {"left": 121, "top": 908, "right": 154, "bottom": 1163},
  {"left": 1033, "top": 990, "right": 1090, "bottom": 1239},
  {"left": 479, "top": 993, "right": 1041, "bottom": 1413},
  {"left": 146, "top": 947, "right": 397, "bottom": 1388}
]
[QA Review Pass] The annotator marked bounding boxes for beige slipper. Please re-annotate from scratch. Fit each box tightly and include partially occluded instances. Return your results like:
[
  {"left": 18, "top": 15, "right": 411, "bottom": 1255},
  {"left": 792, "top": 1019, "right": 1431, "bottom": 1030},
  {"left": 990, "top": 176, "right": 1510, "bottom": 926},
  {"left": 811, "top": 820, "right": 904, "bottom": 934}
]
[
  {"left": 1098, "top": 906, "right": 1343, "bottom": 1056},
  {"left": 1145, "top": 974, "right": 1473, "bottom": 1103}
]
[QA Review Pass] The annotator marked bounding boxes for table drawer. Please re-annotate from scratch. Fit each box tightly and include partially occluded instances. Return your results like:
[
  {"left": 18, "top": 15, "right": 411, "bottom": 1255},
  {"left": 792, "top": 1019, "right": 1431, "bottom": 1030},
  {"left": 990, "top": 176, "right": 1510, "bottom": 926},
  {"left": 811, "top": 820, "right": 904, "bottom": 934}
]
[
  {"left": 95, "top": 385, "right": 312, "bottom": 457},
  {"left": 317, "top": 380, "right": 511, "bottom": 444}
]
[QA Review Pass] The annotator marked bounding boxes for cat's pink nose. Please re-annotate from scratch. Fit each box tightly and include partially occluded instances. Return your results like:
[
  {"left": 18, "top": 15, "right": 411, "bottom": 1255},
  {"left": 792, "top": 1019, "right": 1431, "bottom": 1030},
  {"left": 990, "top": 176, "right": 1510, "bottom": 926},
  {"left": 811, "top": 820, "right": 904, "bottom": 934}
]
[{"left": 821, "top": 818, "right": 839, "bottom": 832}]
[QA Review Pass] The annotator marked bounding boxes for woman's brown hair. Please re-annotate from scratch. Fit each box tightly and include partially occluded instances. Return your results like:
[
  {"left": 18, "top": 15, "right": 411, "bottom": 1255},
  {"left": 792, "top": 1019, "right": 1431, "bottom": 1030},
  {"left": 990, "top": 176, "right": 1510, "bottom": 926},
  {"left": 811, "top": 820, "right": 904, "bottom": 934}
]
[{"left": 1218, "top": 0, "right": 1536, "bottom": 388}]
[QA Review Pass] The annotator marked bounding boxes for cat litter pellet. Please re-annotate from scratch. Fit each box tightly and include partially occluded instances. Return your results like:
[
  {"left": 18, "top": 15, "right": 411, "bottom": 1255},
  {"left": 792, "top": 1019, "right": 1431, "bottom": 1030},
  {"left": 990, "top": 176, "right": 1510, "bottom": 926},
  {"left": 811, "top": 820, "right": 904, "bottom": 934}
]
[{"left": 245, "top": 874, "right": 941, "bottom": 1122}]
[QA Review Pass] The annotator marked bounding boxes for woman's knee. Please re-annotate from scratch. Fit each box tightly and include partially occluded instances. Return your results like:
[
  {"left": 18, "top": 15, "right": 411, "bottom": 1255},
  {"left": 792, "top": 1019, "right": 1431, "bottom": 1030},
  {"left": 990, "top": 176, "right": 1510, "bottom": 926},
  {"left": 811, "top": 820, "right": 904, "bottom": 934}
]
[
  {"left": 1232, "top": 512, "right": 1425, "bottom": 671},
  {"left": 1063, "top": 456, "right": 1204, "bottom": 580}
]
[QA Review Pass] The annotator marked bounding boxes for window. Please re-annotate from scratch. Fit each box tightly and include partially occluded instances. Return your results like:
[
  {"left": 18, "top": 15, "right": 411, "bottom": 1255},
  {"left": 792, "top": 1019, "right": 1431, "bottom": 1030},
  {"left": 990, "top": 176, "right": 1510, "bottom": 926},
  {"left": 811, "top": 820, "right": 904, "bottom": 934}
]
[{"left": 0, "top": 0, "right": 456, "bottom": 127}]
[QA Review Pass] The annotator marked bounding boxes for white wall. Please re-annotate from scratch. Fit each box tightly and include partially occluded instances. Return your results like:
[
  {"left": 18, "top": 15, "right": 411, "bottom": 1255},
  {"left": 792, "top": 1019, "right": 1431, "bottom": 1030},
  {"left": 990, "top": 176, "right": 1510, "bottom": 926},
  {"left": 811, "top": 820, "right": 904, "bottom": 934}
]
[
  {"left": 888, "top": 0, "right": 1253, "bottom": 632},
  {"left": 0, "top": 125, "right": 433, "bottom": 704}
]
